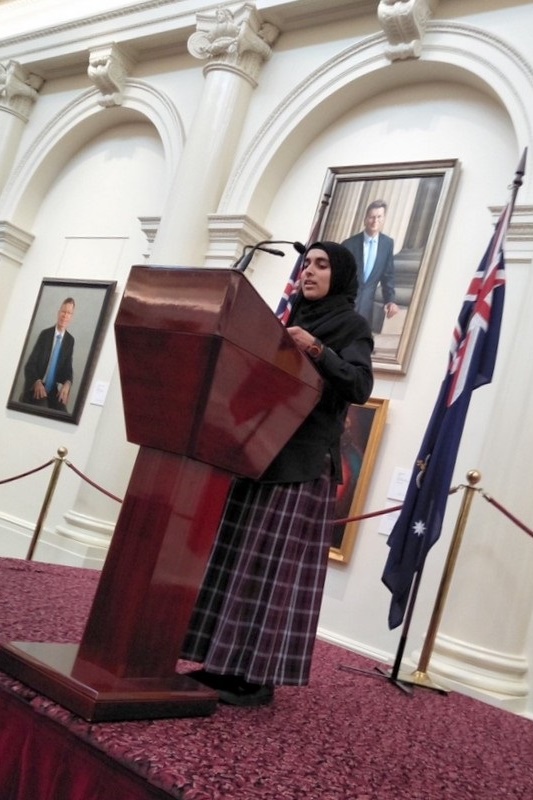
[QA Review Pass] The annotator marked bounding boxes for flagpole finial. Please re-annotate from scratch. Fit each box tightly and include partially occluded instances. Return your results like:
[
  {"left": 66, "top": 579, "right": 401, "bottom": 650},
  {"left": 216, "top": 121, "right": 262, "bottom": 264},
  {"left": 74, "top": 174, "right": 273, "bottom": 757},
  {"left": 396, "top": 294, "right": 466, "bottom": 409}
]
[
  {"left": 513, "top": 148, "right": 527, "bottom": 188},
  {"left": 509, "top": 148, "right": 527, "bottom": 212},
  {"left": 466, "top": 469, "right": 481, "bottom": 487}
]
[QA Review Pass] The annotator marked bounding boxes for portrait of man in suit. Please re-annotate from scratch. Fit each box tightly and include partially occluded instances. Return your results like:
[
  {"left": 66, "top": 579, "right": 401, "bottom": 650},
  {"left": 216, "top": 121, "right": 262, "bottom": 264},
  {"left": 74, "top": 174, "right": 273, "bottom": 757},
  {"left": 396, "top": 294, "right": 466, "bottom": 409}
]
[
  {"left": 22, "top": 297, "right": 75, "bottom": 412},
  {"left": 342, "top": 200, "right": 399, "bottom": 332},
  {"left": 312, "top": 160, "right": 458, "bottom": 373},
  {"left": 8, "top": 277, "right": 116, "bottom": 424}
]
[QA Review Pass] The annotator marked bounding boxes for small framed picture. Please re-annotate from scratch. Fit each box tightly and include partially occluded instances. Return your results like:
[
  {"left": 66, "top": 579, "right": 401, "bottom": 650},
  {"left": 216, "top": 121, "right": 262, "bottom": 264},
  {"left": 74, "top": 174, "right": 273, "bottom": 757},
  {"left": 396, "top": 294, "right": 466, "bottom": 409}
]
[
  {"left": 7, "top": 278, "right": 116, "bottom": 424},
  {"left": 330, "top": 398, "right": 389, "bottom": 564}
]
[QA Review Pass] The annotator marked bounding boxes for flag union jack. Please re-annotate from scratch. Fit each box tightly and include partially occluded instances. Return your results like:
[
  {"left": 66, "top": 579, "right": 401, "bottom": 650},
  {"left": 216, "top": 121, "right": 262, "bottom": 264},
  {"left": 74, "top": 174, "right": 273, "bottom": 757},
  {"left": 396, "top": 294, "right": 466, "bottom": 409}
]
[
  {"left": 381, "top": 202, "right": 510, "bottom": 629},
  {"left": 275, "top": 255, "right": 304, "bottom": 325},
  {"left": 447, "top": 202, "right": 510, "bottom": 406},
  {"left": 274, "top": 175, "right": 335, "bottom": 324}
]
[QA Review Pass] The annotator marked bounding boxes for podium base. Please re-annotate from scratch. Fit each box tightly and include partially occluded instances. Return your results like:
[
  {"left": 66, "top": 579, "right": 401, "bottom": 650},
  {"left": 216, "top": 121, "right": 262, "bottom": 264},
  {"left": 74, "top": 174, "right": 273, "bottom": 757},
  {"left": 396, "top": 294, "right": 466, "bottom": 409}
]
[{"left": 0, "top": 641, "right": 218, "bottom": 722}]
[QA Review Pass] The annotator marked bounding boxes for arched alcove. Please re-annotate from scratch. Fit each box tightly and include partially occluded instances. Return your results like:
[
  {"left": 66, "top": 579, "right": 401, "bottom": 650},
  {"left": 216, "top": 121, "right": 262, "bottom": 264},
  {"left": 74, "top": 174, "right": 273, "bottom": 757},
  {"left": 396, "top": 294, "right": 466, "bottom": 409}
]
[
  {"left": 219, "top": 22, "right": 533, "bottom": 223},
  {"left": 0, "top": 87, "right": 176, "bottom": 564},
  {"left": 0, "top": 81, "right": 184, "bottom": 231}
]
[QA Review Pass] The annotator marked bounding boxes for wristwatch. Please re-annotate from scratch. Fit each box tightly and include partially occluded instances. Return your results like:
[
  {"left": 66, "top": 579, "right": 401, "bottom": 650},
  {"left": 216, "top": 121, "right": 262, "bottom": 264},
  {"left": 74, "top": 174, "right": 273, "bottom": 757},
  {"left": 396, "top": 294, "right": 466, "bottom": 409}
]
[{"left": 307, "top": 338, "right": 324, "bottom": 360}]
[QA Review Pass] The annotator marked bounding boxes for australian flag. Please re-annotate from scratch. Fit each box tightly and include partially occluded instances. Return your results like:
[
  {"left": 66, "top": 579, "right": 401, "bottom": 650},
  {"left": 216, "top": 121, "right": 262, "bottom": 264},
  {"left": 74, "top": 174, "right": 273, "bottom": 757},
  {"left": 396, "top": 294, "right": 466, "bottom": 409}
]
[{"left": 382, "top": 202, "right": 511, "bottom": 629}]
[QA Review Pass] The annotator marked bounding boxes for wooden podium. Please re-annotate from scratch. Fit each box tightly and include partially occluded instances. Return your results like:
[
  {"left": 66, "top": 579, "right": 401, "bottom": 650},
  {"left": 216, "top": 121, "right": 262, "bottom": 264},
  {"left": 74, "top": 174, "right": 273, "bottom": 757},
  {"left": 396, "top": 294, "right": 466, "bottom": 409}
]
[{"left": 0, "top": 266, "right": 323, "bottom": 721}]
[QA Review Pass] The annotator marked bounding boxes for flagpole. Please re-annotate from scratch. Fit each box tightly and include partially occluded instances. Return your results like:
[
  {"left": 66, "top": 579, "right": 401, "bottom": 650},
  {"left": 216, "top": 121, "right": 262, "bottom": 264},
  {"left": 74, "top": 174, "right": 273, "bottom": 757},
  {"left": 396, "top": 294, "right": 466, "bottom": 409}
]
[
  {"left": 510, "top": 147, "right": 527, "bottom": 212},
  {"left": 396, "top": 470, "right": 480, "bottom": 690},
  {"left": 387, "top": 566, "right": 425, "bottom": 688},
  {"left": 275, "top": 171, "right": 337, "bottom": 322},
  {"left": 379, "top": 149, "right": 526, "bottom": 694},
  {"left": 306, "top": 171, "right": 335, "bottom": 244},
  {"left": 404, "top": 151, "right": 527, "bottom": 686},
  {"left": 339, "top": 569, "right": 425, "bottom": 693}
]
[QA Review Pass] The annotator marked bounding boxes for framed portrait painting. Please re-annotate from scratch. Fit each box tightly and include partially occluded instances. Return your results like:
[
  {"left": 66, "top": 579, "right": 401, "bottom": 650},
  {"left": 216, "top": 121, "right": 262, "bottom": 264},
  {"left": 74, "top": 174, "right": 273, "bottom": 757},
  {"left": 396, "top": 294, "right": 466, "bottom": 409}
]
[
  {"left": 7, "top": 278, "right": 116, "bottom": 424},
  {"left": 330, "top": 397, "right": 389, "bottom": 564},
  {"left": 314, "top": 159, "right": 460, "bottom": 374}
]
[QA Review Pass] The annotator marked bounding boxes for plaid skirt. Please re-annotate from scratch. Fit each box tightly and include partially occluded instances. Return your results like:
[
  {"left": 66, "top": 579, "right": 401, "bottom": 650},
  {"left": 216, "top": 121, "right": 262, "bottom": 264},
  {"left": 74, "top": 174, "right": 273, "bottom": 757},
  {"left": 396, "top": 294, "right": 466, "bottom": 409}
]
[{"left": 181, "top": 466, "right": 336, "bottom": 686}]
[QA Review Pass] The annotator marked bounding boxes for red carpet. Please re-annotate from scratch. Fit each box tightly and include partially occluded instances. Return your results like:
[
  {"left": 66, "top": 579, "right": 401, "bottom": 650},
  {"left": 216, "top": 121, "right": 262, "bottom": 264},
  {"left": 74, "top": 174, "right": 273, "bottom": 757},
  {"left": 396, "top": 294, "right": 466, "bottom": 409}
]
[{"left": 1, "top": 557, "right": 533, "bottom": 799}]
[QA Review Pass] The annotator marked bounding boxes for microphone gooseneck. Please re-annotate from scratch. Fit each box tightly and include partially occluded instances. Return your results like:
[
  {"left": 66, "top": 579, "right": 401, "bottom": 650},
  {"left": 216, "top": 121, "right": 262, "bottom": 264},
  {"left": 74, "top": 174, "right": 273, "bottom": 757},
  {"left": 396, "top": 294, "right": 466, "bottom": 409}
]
[{"left": 233, "top": 240, "right": 307, "bottom": 272}]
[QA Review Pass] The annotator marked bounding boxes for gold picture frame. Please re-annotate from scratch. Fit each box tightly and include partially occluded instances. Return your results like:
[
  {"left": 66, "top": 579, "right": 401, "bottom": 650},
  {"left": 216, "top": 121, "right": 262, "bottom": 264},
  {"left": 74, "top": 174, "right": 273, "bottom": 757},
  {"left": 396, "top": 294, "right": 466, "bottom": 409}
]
[
  {"left": 330, "top": 397, "right": 389, "bottom": 564},
  {"left": 316, "top": 159, "right": 460, "bottom": 374}
]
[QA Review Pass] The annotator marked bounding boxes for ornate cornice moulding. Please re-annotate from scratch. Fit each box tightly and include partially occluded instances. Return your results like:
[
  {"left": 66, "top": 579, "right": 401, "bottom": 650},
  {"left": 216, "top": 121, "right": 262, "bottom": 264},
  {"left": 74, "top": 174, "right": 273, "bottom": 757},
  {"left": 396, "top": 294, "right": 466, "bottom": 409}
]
[{"left": 0, "top": 0, "right": 374, "bottom": 77}]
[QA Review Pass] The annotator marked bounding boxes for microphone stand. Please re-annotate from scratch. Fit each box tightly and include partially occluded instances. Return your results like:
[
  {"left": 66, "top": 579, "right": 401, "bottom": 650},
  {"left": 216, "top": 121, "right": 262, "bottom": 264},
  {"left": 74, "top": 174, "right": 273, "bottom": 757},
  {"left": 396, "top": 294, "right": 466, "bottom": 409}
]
[{"left": 232, "top": 240, "right": 306, "bottom": 273}]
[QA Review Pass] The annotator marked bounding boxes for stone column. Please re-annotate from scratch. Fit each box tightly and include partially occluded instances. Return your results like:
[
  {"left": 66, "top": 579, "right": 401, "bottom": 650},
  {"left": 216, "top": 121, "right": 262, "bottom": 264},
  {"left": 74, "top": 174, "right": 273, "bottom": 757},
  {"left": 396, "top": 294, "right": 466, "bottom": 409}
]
[
  {"left": 0, "top": 60, "right": 43, "bottom": 193},
  {"left": 41, "top": 45, "right": 138, "bottom": 566},
  {"left": 151, "top": 3, "right": 278, "bottom": 266},
  {"left": 0, "top": 221, "right": 34, "bottom": 322},
  {"left": 0, "top": 62, "right": 43, "bottom": 325},
  {"left": 49, "top": 6, "right": 279, "bottom": 566}
]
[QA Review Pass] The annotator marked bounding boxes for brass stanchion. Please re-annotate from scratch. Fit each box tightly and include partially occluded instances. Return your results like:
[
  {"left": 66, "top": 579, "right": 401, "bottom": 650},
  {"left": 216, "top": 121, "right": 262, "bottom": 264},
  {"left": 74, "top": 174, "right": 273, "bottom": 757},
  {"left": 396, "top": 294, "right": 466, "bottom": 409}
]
[
  {"left": 26, "top": 447, "right": 68, "bottom": 561},
  {"left": 397, "top": 469, "right": 481, "bottom": 691}
]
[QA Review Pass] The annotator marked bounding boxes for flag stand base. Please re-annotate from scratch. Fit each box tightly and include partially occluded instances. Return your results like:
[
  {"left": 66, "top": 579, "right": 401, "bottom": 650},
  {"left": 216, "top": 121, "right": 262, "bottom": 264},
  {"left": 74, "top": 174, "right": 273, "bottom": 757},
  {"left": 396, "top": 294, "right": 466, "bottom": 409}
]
[
  {"left": 339, "top": 464, "right": 522, "bottom": 700},
  {"left": 338, "top": 663, "right": 448, "bottom": 696},
  {"left": 338, "top": 663, "right": 414, "bottom": 696},
  {"left": 352, "top": 471, "right": 483, "bottom": 701},
  {"left": 394, "top": 669, "right": 448, "bottom": 695}
]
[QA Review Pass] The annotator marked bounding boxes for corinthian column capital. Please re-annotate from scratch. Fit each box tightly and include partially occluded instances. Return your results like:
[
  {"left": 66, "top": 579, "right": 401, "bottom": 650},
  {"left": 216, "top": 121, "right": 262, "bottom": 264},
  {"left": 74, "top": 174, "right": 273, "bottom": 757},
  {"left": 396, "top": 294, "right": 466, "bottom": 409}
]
[
  {"left": 188, "top": 4, "right": 279, "bottom": 85},
  {"left": 0, "top": 60, "right": 44, "bottom": 120},
  {"left": 378, "top": 0, "right": 439, "bottom": 61}
]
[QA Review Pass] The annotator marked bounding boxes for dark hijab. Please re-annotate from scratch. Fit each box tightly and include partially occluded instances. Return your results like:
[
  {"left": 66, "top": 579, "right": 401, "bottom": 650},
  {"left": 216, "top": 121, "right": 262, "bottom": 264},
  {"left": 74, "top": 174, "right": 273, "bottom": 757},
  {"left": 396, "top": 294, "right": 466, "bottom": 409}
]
[{"left": 287, "top": 241, "right": 363, "bottom": 351}]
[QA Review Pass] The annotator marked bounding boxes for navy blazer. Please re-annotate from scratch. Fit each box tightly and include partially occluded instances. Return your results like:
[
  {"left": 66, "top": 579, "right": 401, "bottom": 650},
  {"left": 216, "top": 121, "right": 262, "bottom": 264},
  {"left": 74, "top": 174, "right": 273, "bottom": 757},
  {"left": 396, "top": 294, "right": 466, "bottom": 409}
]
[
  {"left": 23, "top": 326, "right": 75, "bottom": 401},
  {"left": 342, "top": 231, "right": 396, "bottom": 327}
]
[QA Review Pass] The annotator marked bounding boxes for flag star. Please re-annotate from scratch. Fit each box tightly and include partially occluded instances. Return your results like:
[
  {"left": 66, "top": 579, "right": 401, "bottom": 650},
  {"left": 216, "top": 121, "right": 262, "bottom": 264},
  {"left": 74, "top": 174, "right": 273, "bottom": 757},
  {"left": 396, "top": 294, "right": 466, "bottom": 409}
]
[{"left": 412, "top": 520, "right": 426, "bottom": 537}]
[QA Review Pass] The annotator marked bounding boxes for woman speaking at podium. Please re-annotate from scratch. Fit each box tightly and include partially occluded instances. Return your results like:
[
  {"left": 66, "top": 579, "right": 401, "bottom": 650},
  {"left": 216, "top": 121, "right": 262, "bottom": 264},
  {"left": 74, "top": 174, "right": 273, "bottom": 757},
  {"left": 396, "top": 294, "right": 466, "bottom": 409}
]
[{"left": 182, "top": 241, "right": 374, "bottom": 707}]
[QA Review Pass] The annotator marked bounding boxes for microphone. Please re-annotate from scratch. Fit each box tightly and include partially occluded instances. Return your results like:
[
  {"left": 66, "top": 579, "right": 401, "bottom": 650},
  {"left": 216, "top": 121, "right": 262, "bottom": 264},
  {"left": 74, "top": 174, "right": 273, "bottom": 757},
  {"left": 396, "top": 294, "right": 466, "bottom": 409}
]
[
  {"left": 256, "top": 245, "right": 285, "bottom": 257},
  {"left": 233, "top": 240, "right": 307, "bottom": 272}
]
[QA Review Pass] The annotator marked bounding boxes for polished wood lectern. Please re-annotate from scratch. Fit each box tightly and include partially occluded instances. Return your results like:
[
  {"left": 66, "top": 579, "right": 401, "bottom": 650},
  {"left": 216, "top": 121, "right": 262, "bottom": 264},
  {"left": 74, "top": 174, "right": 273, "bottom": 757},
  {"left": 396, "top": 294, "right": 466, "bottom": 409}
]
[{"left": 0, "top": 266, "right": 323, "bottom": 721}]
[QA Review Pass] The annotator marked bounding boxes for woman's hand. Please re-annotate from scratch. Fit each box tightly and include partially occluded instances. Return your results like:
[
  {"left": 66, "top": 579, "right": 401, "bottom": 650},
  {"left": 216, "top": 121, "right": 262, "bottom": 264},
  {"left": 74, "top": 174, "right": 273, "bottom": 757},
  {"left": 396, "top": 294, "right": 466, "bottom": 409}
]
[{"left": 286, "top": 326, "right": 316, "bottom": 353}]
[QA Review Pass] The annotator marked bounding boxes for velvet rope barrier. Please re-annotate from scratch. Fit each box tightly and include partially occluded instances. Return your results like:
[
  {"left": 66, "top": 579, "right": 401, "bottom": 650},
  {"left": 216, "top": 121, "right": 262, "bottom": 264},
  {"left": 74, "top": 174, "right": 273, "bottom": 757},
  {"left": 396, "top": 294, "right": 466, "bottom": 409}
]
[
  {"left": 25, "top": 451, "right": 122, "bottom": 560},
  {"left": 334, "top": 487, "right": 533, "bottom": 542},
  {"left": 26, "top": 448, "right": 68, "bottom": 560},
  {"left": 1, "top": 448, "right": 530, "bottom": 562},
  {"left": 333, "top": 487, "right": 460, "bottom": 527},
  {"left": 0, "top": 460, "right": 54, "bottom": 484},
  {"left": 64, "top": 460, "right": 122, "bottom": 504},
  {"left": 0, "top": 447, "right": 123, "bottom": 561},
  {"left": 481, "top": 491, "right": 533, "bottom": 538},
  {"left": 333, "top": 503, "right": 403, "bottom": 526}
]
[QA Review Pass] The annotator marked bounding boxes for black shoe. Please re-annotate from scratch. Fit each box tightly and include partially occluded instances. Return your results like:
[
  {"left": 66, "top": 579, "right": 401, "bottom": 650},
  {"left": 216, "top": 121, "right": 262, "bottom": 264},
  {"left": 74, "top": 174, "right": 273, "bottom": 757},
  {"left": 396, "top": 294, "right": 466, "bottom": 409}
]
[
  {"left": 186, "top": 669, "right": 240, "bottom": 692},
  {"left": 218, "top": 681, "right": 274, "bottom": 708}
]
